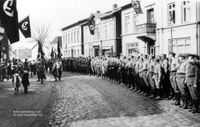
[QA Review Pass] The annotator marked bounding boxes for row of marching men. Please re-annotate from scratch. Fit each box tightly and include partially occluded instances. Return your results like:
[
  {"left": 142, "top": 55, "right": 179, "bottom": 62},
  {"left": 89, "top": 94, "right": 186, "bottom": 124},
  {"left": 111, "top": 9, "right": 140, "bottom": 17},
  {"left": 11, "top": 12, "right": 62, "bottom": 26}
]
[
  {"left": 62, "top": 57, "right": 91, "bottom": 74},
  {"left": 62, "top": 52, "right": 200, "bottom": 114}
]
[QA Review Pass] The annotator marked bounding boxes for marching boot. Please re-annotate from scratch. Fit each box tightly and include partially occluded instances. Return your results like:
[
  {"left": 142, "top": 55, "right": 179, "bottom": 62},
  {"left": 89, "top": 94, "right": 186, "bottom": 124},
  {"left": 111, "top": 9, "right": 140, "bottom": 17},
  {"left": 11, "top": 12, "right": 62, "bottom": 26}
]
[
  {"left": 154, "top": 89, "right": 161, "bottom": 100},
  {"left": 145, "top": 87, "right": 150, "bottom": 97},
  {"left": 182, "top": 97, "right": 188, "bottom": 109},
  {"left": 188, "top": 100, "right": 195, "bottom": 112},
  {"left": 192, "top": 101, "right": 199, "bottom": 113},
  {"left": 179, "top": 97, "right": 185, "bottom": 108},
  {"left": 150, "top": 88, "right": 156, "bottom": 98},
  {"left": 171, "top": 93, "right": 180, "bottom": 105}
]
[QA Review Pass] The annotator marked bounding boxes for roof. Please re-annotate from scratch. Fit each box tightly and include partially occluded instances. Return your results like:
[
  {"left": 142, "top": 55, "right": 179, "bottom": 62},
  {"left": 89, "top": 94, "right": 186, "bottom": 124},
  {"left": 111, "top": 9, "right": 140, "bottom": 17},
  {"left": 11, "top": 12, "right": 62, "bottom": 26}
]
[
  {"left": 121, "top": 3, "right": 132, "bottom": 10},
  {"left": 100, "top": 8, "right": 121, "bottom": 20},
  {"left": 62, "top": 3, "right": 132, "bottom": 30},
  {"left": 62, "top": 18, "right": 89, "bottom": 31},
  {"left": 51, "top": 36, "right": 62, "bottom": 48}
]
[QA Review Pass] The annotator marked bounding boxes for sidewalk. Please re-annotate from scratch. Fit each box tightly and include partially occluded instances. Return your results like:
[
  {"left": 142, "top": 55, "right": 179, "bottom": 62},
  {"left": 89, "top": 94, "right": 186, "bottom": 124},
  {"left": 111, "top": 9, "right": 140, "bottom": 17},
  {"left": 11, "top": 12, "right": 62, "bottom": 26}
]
[{"left": 0, "top": 75, "right": 58, "bottom": 127}]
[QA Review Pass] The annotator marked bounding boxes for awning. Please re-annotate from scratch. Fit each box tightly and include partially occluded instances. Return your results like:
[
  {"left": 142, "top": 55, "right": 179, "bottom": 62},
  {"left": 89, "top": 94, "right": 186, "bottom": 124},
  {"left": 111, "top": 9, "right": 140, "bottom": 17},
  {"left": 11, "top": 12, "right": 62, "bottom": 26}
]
[{"left": 137, "top": 35, "right": 155, "bottom": 45}]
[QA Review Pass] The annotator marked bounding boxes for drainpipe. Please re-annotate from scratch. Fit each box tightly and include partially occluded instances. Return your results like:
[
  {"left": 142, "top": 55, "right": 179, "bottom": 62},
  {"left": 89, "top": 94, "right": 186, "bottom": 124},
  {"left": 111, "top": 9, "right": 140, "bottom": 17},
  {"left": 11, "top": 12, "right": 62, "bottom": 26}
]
[{"left": 196, "top": 1, "right": 200, "bottom": 55}]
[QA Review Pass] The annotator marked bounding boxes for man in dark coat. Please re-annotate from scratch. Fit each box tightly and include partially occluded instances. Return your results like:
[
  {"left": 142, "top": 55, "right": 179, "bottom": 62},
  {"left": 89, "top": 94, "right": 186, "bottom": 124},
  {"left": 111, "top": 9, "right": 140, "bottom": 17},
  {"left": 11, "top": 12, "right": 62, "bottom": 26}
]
[{"left": 22, "top": 70, "right": 30, "bottom": 94}]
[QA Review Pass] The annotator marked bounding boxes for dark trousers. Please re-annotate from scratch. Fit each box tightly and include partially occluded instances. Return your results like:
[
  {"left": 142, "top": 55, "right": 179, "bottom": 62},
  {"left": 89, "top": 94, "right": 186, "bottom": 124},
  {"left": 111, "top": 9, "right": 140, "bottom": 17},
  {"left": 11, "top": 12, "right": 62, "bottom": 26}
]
[
  {"left": 23, "top": 85, "right": 28, "bottom": 93},
  {"left": 162, "top": 72, "right": 171, "bottom": 97}
]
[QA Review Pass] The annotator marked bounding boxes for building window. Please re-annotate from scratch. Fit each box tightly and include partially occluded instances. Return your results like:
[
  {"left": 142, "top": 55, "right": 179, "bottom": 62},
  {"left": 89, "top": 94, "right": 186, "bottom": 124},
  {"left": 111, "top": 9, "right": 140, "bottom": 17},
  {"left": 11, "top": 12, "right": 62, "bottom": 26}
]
[
  {"left": 71, "top": 32, "right": 73, "bottom": 43},
  {"left": 125, "top": 15, "right": 130, "bottom": 34},
  {"left": 96, "top": 25, "right": 100, "bottom": 40},
  {"left": 168, "top": 3, "right": 176, "bottom": 25},
  {"left": 77, "top": 49, "right": 79, "bottom": 56},
  {"left": 133, "top": 14, "right": 137, "bottom": 33},
  {"left": 84, "top": 28, "right": 87, "bottom": 42},
  {"left": 68, "top": 33, "right": 70, "bottom": 44},
  {"left": 77, "top": 30, "right": 80, "bottom": 43},
  {"left": 65, "top": 34, "right": 67, "bottom": 44},
  {"left": 168, "top": 37, "right": 191, "bottom": 54},
  {"left": 74, "top": 49, "right": 76, "bottom": 57},
  {"left": 147, "top": 9, "right": 155, "bottom": 23},
  {"left": 65, "top": 34, "right": 67, "bottom": 48},
  {"left": 63, "top": 35, "right": 65, "bottom": 45},
  {"left": 182, "top": 0, "right": 191, "bottom": 23},
  {"left": 74, "top": 31, "right": 76, "bottom": 43},
  {"left": 127, "top": 42, "right": 139, "bottom": 56},
  {"left": 68, "top": 50, "right": 70, "bottom": 57},
  {"left": 103, "top": 24, "right": 108, "bottom": 39},
  {"left": 109, "top": 21, "right": 114, "bottom": 38}
]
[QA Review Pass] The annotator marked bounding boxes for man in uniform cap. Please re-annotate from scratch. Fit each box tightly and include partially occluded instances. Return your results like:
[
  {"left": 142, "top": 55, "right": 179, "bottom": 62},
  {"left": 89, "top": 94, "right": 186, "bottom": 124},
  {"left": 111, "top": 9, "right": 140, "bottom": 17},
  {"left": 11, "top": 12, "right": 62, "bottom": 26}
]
[
  {"left": 153, "top": 58, "right": 162, "bottom": 100},
  {"left": 147, "top": 55, "right": 156, "bottom": 98},
  {"left": 169, "top": 51, "right": 181, "bottom": 105},
  {"left": 141, "top": 55, "right": 151, "bottom": 96},
  {"left": 176, "top": 54, "right": 189, "bottom": 109},
  {"left": 161, "top": 54, "right": 171, "bottom": 98},
  {"left": 185, "top": 53, "right": 200, "bottom": 113}
]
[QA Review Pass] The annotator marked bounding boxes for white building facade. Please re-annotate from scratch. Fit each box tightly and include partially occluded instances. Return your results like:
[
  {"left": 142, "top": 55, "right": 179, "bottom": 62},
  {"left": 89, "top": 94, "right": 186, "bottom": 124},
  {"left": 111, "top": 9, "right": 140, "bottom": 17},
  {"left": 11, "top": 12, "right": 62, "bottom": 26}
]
[
  {"left": 121, "top": 1, "right": 156, "bottom": 57},
  {"left": 83, "top": 7, "right": 122, "bottom": 57},
  {"left": 156, "top": 0, "right": 200, "bottom": 55},
  {"left": 62, "top": 19, "right": 87, "bottom": 57},
  {"left": 62, "top": 0, "right": 200, "bottom": 57}
]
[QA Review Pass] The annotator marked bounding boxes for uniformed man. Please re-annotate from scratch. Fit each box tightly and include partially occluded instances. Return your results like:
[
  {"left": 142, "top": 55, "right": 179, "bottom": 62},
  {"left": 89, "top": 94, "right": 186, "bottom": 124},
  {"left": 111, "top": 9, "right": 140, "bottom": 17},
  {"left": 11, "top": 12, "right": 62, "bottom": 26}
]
[
  {"left": 153, "top": 58, "right": 162, "bottom": 100},
  {"left": 169, "top": 52, "right": 180, "bottom": 105},
  {"left": 161, "top": 54, "right": 171, "bottom": 98},
  {"left": 134, "top": 56, "right": 141, "bottom": 92},
  {"left": 185, "top": 54, "right": 200, "bottom": 113},
  {"left": 139, "top": 57, "right": 145, "bottom": 94},
  {"left": 142, "top": 55, "right": 151, "bottom": 96},
  {"left": 176, "top": 54, "right": 189, "bottom": 109},
  {"left": 147, "top": 56, "right": 156, "bottom": 98}
]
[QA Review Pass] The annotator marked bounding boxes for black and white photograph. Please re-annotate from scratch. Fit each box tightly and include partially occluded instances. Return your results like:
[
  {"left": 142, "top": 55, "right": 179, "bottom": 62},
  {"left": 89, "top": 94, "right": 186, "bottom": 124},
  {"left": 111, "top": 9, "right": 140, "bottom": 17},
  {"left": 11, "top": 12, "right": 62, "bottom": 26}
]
[{"left": 1, "top": 0, "right": 200, "bottom": 126}]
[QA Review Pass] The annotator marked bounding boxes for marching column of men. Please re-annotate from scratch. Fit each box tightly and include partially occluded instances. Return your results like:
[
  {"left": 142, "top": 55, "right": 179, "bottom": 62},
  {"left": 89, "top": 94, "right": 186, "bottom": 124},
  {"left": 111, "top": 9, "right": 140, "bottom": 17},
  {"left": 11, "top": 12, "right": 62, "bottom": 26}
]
[{"left": 62, "top": 53, "right": 200, "bottom": 113}]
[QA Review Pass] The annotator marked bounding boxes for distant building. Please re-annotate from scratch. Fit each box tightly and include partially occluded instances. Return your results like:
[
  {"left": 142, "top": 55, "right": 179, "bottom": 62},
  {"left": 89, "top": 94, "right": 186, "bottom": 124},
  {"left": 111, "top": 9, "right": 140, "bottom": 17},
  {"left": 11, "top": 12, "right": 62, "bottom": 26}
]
[
  {"left": 50, "top": 36, "right": 62, "bottom": 57},
  {"left": 156, "top": 0, "right": 200, "bottom": 55},
  {"left": 121, "top": 1, "right": 156, "bottom": 56},
  {"left": 83, "top": 4, "right": 122, "bottom": 57},
  {"left": 62, "top": 19, "right": 88, "bottom": 57}
]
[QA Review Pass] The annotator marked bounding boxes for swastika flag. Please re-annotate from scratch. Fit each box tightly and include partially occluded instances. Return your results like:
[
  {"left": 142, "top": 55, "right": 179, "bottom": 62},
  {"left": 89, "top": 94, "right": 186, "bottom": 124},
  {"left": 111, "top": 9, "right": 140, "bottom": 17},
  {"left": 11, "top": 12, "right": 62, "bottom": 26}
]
[
  {"left": 131, "top": 0, "right": 143, "bottom": 14},
  {"left": 18, "top": 16, "right": 31, "bottom": 38},
  {"left": 88, "top": 13, "right": 95, "bottom": 35},
  {"left": 0, "top": 0, "right": 19, "bottom": 43}
]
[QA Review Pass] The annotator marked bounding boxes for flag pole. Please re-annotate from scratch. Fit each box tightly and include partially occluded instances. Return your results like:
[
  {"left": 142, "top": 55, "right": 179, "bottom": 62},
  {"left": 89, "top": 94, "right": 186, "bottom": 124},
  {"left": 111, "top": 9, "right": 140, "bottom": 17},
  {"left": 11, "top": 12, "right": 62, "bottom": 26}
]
[{"left": 0, "top": 19, "right": 2, "bottom": 60}]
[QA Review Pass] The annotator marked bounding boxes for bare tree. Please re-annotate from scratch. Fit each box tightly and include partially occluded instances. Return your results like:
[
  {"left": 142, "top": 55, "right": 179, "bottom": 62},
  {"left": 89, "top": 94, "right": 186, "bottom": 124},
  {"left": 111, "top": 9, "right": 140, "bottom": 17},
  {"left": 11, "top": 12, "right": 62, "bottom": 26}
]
[
  {"left": 33, "top": 24, "right": 50, "bottom": 45},
  {"left": 31, "top": 24, "right": 50, "bottom": 58},
  {"left": 31, "top": 24, "right": 50, "bottom": 84}
]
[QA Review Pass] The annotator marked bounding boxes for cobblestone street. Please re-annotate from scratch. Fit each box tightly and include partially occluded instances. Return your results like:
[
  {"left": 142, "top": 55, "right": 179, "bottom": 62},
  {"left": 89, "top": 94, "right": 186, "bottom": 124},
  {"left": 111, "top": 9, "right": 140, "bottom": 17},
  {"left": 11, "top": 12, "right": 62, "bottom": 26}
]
[
  {"left": 49, "top": 72, "right": 200, "bottom": 127},
  {"left": 1, "top": 72, "right": 200, "bottom": 127}
]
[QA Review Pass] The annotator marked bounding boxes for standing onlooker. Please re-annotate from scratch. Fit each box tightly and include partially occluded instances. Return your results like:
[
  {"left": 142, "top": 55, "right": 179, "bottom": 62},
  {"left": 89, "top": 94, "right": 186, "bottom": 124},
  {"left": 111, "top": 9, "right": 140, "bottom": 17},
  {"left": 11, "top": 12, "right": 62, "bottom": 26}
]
[{"left": 21, "top": 69, "right": 30, "bottom": 94}]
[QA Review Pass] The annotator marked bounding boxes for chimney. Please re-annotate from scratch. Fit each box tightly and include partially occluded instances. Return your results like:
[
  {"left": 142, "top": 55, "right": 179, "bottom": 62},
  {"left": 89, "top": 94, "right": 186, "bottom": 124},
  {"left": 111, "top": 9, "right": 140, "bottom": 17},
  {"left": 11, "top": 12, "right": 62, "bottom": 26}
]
[
  {"left": 96, "top": 11, "right": 101, "bottom": 13},
  {"left": 112, "top": 4, "right": 118, "bottom": 11}
]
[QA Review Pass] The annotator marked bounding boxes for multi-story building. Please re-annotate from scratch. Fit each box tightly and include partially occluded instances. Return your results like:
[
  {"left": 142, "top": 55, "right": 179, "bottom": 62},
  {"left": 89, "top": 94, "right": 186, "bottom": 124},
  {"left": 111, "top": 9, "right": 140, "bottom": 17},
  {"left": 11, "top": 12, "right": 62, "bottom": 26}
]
[
  {"left": 121, "top": 1, "right": 156, "bottom": 56},
  {"left": 62, "top": 19, "right": 88, "bottom": 57},
  {"left": 62, "top": 0, "right": 200, "bottom": 57},
  {"left": 0, "top": 27, "right": 9, "bottom": 60},
  {"left": 156, "top": 0, "right": 200, "bottom": 55},
  {"left": 83, "top": 4, "right": 122, "bottom": 57}
]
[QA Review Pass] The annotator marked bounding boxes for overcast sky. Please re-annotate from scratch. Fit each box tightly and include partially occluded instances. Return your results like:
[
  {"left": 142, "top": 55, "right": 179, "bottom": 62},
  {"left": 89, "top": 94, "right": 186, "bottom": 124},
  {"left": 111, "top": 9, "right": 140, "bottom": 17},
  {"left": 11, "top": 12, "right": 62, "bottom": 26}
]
[{"left": 17, "top": 0, "right": 131, "bottom": 41}]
